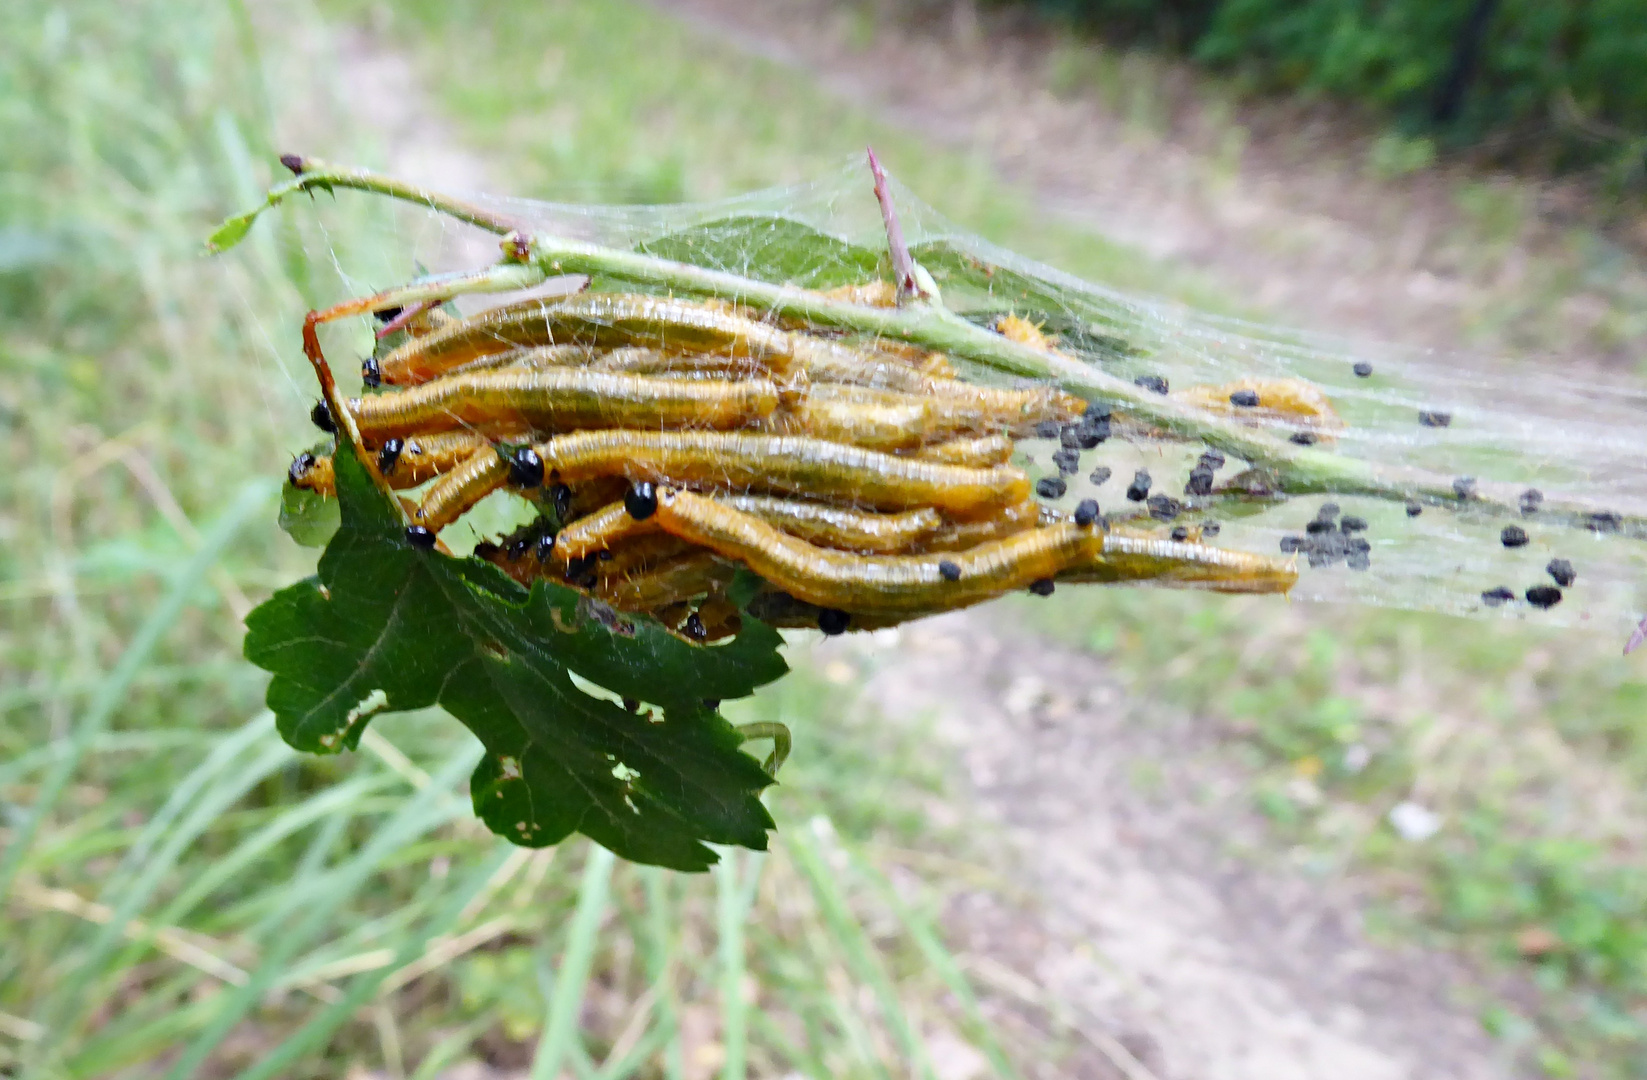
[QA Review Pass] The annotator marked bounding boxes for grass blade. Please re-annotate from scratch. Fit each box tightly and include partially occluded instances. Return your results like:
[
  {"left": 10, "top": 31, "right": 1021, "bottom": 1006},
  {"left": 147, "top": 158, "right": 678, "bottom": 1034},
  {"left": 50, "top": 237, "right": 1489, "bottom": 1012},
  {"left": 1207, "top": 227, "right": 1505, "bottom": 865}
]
[
  {"left": 0, "top": 480, "right": 270, "bottom": 903},
  {"left": 854, "top": 855, "right": 1022, "bottom": 1080},
  {"left": 231, "top": 842, "right": 514, "bottom": 1080},
  {"left": 532, "top": 845, "right": 617, "bottom": 1080},
  {"left": 785, "top": 824, "right": 936, "bottom": 1080},
  {"left": 642, "top": 868, "right": 686, "bottom": 1080},
  {"left": 159, "top": 747, "right": 480, "bottom": 1080}
]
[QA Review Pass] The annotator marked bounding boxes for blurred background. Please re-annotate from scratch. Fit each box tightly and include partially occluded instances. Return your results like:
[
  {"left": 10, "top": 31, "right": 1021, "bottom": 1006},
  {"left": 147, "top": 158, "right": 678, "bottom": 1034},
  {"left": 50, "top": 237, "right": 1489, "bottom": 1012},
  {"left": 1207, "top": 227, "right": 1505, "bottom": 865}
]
[{"left": 4, "top": 1, "right": 1647, "bottom": 1076}]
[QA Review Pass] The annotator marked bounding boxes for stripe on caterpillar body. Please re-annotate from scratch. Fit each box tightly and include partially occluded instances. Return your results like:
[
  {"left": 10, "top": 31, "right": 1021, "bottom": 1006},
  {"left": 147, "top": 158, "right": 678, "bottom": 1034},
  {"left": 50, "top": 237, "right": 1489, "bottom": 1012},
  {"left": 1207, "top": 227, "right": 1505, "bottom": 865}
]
[
  {"left": 377, "top": 293, "right": 804, "bottom": 385},
  {"left": 348, "top": 368, "right": 780, "bottom": 441},
  {"left": 651, "top": 488, "right": 1105, "bottom": 614},
  {"left": 411, "top": 446, "right": 510, "bottom": 530},
  {"left": 531, "top": 430, "right": 1030, "bottom": 517},
  {"left": 1063, "top": 529, "right": 1299, "bottom": 594}
]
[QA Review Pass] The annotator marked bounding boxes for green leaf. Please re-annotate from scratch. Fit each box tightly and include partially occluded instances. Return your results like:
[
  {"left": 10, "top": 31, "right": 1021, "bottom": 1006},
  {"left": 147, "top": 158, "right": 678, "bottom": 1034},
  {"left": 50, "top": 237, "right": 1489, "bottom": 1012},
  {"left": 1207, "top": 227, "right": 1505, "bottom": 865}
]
[
  {"left": 913, "top": 241, "right": 1139, "bottom": 361},
  {"left": 244, "top": 446, "right": 787, "bottom": 870},
  {"left": 206, "top": 210, "right": 258, "bottom": 253},
  {"left": 637, "top": 216, "right": 887, "bottom": 290},
  {"left": 278, "top": 481, "right": 341, "bottom": 549}
]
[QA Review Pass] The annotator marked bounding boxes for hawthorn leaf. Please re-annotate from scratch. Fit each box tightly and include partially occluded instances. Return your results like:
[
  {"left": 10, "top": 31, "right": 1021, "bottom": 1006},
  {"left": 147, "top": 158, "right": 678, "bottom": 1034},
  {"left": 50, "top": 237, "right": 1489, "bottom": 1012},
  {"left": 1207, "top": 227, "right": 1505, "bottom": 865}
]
[
  {"left": 244, "top": 445, "right": 784, "bottom": 869},
  {"left": 637, "top": 216, "right": 886, "bottom": 290}
]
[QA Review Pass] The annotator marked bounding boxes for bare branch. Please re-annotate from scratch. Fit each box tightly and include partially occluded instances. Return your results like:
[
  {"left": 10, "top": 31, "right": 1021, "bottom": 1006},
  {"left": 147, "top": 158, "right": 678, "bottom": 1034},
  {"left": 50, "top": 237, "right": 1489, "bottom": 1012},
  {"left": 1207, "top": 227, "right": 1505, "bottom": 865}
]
[{"left": 867, "top": 146, "right": 927, "bottom": 303}]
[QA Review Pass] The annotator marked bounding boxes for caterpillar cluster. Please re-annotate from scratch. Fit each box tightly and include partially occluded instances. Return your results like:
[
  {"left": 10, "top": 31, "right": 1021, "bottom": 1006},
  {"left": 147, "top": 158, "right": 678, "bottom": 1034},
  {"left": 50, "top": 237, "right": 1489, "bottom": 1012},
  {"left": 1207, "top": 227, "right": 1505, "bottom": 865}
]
[{"left": 290, "top": 290, "right": 1299, "bottom": 641}]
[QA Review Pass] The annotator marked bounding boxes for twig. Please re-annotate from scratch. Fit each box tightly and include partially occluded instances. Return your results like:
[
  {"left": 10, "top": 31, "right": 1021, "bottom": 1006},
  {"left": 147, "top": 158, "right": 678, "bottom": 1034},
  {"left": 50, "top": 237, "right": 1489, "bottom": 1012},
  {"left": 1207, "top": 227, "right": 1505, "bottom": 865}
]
[
  {"left": 222, "top": 159, "right": 1647, "bottom": 540},
  {"left": 867, "top": 146, "right": 927, "bottom": 302}
]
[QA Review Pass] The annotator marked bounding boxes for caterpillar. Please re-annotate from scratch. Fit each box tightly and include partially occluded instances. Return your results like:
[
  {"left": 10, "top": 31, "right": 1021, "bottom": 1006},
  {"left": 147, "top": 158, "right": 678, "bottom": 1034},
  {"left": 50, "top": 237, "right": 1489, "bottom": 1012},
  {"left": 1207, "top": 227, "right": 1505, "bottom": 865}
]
[
  {"left": 595, "top": 551, "right": 734, "bottom": 612},
  {"left": 911, "top": 433, "right": 1015, "bottom": 467},
  {"left": 349, "top": 368, "right": 781, "bottom": 442},
  {"left": 410, "top": 445, "right": 511, "bottom": 530},
  {"left": 290, "top": 430, "right": 495, "bottom": 495},
  {"left": 376, "top": 293, "right": 805, "bottom": 386},
  {"left": 1172, "top": 377, "right": 1344, "bottom": 442},
  {"left": 531, "top": 429, "right": 1031, "bottom": 517},
  {"left": 650, "top": 487, "right": 1106, "bottom": 614},
  {"left": 1063, "top": 529, "right": 1299, "bottom": 594}
]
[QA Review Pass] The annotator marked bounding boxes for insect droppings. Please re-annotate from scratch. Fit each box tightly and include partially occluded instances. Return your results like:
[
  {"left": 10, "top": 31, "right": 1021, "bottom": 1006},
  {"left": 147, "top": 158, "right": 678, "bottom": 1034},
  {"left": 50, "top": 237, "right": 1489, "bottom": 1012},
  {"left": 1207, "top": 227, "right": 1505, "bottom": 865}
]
[
  {"left": 1052, "top": 447, "right": 1081, "bottom": 476},
  {"left": 1519, "top": 488, "right": 1543, "bottom": 515},
  {"left": 939, "top": 559, "right": 962, "bottom": 581},
  {"left": 1126, "top": 470, "right": 1151, "bottom": 502},
  {"left": 1339, "top": 515, "right": 1367, "bottom": 532},
  {"left": 406, "top": 525, "right": 437, "bottom": 550},
  {"left": 1201, "top": 521, "right": 1221, "bottom": 537},
  {"left": 1171, "top": 525, "right": 1189, "bottom": 541},
  {"left": 1074, "top": 499, "right": 1100, "bottom": 527},
  {"left": 550, "top": 483, "right": 574, "bottom": 522},
  {"left": 1199, "top": 449, "right": 1226, "bottom": 470},
  {"left": 1147, "top": 495, "right": 1181, "bottom": 522},
  {"left": 1453, "top": 476, "right": 1477, "bottom": 500},
  {"left": 1587, "top": 511, "right": 1622, "bottom": 533},
  {"left": 1185, "top": 465, "right": 1215, "bottom": 497},
  {"left": 1419, "top": 410, "right": 1452, "bottom": 428},
  {"left": 1546, "top": 558, "right": 1576, "bottom": 587},
  {"left": 1028, "top": 578, "right": 1056, "bottom": 596},
  {"left": 1352, "top": 362, "right": 1373, "bottom": 378},
  {"left": 1135, "top": 375, "right": 1169, "bottom": 395},
  {"left": 1229, "top": 389, "right": 1260, "bottom": 407},
  {"left": 1501, "top": 525, "right": 1529, "bottom": 548},
  {"left": 1481, "top": 586, "right": 1515, "bottom": 607},
  {"left": 1089, "top": 466, "right": 1112, "bottom": 486},
  {"left": 1036, "top": 421, "right": 1059, "bottom": 439},
  {"left": 1290, "top": 432, "right": 1317, "bottom": 445},
  {"left": 1526, "top": 585, "right": 1563, "bottom": 610},
  {"left": 625, "top": 481, "right": 659, "bottom": 521},
  {"left": 1406, "top": 501, "right": 1423, "bottom": 517},
  {"left": 1036, "top": 476, "right": 1068, "bottom": 499},
  {"left": 1280, "top": 535, "right": 1303, "bottom": 553}
]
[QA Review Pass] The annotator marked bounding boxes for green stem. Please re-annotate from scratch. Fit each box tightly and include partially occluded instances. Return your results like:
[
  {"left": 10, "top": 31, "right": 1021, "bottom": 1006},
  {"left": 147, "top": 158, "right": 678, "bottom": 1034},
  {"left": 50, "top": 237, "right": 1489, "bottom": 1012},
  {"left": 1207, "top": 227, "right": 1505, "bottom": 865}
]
[{"left": 226, "top": 160, "right": 1644, "bottom": 539}]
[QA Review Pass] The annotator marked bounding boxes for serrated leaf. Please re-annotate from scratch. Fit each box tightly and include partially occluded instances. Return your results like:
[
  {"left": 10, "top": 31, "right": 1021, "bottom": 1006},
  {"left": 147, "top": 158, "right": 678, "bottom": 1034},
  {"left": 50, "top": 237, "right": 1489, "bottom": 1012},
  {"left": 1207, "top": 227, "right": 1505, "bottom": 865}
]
[
  {"left": 638, "top": 216, "right": 887, "bottom": 290},
  {"left": 244, "top": 446, "right": 786, "bottom": 869}
]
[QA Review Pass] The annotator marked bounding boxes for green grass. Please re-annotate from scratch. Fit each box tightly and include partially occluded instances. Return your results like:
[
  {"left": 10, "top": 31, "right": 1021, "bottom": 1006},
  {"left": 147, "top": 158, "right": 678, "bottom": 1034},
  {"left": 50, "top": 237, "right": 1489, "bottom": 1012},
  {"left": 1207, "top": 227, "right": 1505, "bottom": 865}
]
[
  {"left": 0, "top": 0, "right": 1036, "bottom": 1074},
  {"left": 8, "top": 0, "right": 1647, "bottom": 1075}
]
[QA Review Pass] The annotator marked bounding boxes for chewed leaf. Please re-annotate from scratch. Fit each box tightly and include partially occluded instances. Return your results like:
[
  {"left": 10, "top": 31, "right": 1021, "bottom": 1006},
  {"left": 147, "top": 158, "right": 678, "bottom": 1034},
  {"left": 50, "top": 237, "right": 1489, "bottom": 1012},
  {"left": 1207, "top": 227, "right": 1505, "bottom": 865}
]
[
  {"left": 278, "top": 478, "right": 340, "bottom": 548},
  {"left": 244, "top": 445, "right": 783, "bottom": 869}
]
